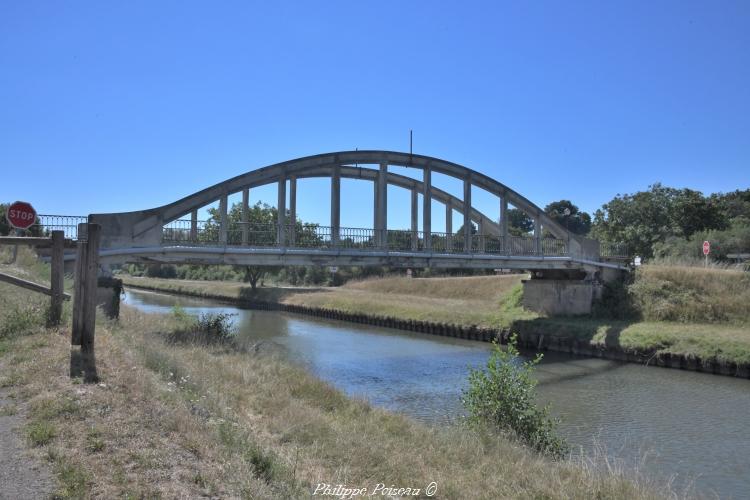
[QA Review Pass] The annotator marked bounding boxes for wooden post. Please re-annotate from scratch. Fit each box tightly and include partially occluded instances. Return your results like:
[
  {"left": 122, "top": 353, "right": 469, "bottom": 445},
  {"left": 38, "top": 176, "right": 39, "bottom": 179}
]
[
  {"left": 49, "top": 230, "right": 64, "bottom": 326},
  {"left": 80, "top": 223, "right": 100, "bottom": 382},
  {"left": 71, "top": 223, "right": 100, "bottom": 382},
  {"left": 71, "top": 223, "right": 88, "bottom": 346}
]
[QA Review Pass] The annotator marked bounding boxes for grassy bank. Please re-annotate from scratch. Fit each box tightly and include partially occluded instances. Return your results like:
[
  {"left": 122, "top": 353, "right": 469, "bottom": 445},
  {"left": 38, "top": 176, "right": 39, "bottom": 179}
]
[
  {"left": 0, "top": 250, "right": 676, "bottom": 498},
  {"left": 122, "top": 266, "right": 750, "bottom": 366}
]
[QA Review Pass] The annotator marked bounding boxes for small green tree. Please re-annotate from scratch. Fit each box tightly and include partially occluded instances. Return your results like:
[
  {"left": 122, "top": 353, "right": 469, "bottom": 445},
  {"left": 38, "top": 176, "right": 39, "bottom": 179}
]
[{"left": 462, "top": 336, "right": 568, "bottom": 458}]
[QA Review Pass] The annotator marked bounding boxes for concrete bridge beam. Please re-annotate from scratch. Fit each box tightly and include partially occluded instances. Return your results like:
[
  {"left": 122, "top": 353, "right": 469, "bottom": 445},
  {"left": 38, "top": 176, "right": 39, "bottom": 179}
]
[{"left": 423, "top": 167, "right": 431, "bottom": 250}]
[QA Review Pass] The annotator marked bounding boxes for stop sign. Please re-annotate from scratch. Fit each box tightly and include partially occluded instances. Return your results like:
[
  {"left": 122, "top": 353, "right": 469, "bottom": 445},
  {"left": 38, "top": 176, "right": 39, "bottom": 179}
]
[
  {"left": 6, "top": 201, "right": 37, "bottom": 230},
  {"left": 703, "top": 241, "right": 710, "bottom": 256}
]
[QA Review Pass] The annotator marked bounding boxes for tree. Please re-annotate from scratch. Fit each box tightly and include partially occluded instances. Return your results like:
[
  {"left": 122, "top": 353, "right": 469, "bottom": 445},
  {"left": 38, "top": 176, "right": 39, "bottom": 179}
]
[
  {"left": 591, "top": 183, "right": 730, "bottom": 258},
  {"left": 506, "top": 208, "right": 534, "bottom": 236},
  {"left": 204, "top": 201, "right": 323, "bottom": 290},
  {"left": 544, "top": 200, "right": 591, "bottom": 235}
]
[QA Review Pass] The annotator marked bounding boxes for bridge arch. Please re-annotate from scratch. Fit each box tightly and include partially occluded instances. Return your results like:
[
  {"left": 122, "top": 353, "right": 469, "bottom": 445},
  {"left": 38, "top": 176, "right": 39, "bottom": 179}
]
[{"left": 91, "top": 150, "right": 583, "bottom": 257}]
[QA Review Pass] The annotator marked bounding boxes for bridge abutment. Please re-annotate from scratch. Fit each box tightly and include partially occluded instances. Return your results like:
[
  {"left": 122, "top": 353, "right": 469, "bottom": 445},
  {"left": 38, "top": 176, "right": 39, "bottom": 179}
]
[{"left": 521, "top": 278, "right": 602, "bottom": 316}]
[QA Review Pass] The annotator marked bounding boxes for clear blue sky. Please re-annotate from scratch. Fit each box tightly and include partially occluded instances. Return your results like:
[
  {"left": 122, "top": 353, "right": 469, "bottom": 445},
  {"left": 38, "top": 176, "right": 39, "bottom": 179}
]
[{"left": 1, "top": 1, "right": 748, "bottom": 230}]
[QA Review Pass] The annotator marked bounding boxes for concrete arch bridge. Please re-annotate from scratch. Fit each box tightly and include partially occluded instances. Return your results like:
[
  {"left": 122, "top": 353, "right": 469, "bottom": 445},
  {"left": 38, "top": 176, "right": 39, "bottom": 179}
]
[{"left": 88, "top": 151, "right": 629, "bottom": 314}]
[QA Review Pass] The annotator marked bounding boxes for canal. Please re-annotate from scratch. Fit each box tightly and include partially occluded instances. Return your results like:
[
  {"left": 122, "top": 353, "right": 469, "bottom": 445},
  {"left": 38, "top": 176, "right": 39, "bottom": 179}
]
[{"left": 123, "top": 288, "right": 750, "bottom": 499}]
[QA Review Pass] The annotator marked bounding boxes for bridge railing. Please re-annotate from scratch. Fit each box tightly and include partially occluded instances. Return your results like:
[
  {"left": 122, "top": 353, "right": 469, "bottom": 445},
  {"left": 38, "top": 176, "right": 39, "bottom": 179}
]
[
  {"left": 600, "top": 242, "right": 630, "bottom": 259},
  {"left": 162, "top": 219, "right": 576, "bottom": 257},
  {"left": 28, "top": 215, "right": 89, "bottom": 240}
]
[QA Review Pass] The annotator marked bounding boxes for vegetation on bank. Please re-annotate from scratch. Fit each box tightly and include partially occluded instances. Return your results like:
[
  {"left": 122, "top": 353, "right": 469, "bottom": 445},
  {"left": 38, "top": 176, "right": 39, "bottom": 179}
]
[
  {"left": 122, "top": 263, "right": 750, "bottom": 366},
  {"left": 0, "top": 248, "right": 674, "bottom": 498}
]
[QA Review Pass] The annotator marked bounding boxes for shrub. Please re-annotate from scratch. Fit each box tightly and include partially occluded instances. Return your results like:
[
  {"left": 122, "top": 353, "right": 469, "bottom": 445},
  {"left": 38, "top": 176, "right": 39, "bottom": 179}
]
[
  {"left": 167, "top": 312, "right": 236, "bottom": 346},
  {"left": 462, "top": 335, "right": 568, "bottom": 458}
]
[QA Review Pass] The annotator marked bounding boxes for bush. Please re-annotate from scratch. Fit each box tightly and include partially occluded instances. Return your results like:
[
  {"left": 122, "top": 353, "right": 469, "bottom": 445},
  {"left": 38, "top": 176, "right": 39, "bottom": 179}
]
[
  {"left": 167, "top": 312, "right": 236, "bottom": 346},
  {"left": 462, "top": 335, "right": 568, "bottom": 458}
]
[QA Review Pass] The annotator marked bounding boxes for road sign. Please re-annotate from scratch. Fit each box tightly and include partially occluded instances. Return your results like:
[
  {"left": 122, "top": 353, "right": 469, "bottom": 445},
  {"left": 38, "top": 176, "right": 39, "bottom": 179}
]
[
  {"left": 6, "top": 201, "right": 36, "bottom": 230},
  {"left": 703, "top": 241, "right": 710, "bottom": 256},
  {"left": 634, "top": 256, "right": 642, "bottom": 266},
  {"left": 329, "top": 266, "right": 338, "bottom": 273}
]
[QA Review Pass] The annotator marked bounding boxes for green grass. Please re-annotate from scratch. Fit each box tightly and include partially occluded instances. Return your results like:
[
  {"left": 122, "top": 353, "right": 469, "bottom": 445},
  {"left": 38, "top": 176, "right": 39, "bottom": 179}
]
[{"left": 26, "top": 420, "right": 57, "bottom": 446}]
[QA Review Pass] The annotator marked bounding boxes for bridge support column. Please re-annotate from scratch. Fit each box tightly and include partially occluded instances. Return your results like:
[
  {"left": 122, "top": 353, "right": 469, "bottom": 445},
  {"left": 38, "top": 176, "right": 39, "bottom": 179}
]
[
  {"left": 533, "top": 216, "right": 540, "bottom": 255},
  {"left": 331, "top": 164, "right": 340, "bottom": 246},
  {"left": 445, "top": 200, "right": 453, "bottom": 252},
  {"left": 277, "top": 176, "right": 287, "bottom": 246},
  {"left": 423, "top": 168, "right": 431, "bottom": 250},
  {"left": 289, "top": 176, "right": 296, "bottom": 246},
  {"left": 463, "top": 178, "right": 472, "bottom": 252},
  {"left": 241, "top": 188, "right": 249, "bottom": 245},
  {"left": 376, "top": 162, "right": 387, "bottom": 248},
  {"left": 410, "top": 189, "right": 418, "bottom": 250},
  {"left": 500, "top": 197, "right": 508, "bottom": 254},
  {"left": 219, "top": 194, "right": 228, "bottom": 245},
  {"left": 190, "top": 210, "right": 198, "bottom": 243},
  {"left": 477, "top": 219, "right": 485, "bottom": 253}
]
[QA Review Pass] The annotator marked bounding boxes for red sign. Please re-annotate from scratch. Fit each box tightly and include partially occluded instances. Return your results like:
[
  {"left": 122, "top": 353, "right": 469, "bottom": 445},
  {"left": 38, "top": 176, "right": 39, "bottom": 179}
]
[
  {"left": 703, "top": 241, "right": 710, "bottom": 256},
  {"left": 6, "top": 201, "right": 37, "bottom": 230}
]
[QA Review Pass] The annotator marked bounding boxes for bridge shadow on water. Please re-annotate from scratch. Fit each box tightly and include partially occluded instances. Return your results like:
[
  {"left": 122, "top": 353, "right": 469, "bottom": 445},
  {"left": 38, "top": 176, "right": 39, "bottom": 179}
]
[{"left": 509, "top": 315, "right": 637, "bottom": 386}]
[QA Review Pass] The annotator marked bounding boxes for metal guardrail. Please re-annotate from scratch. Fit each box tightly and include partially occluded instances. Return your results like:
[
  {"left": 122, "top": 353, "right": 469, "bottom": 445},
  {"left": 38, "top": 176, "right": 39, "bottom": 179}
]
[{"left": 161, "top": 220, "right": 575, "bottom": 257}]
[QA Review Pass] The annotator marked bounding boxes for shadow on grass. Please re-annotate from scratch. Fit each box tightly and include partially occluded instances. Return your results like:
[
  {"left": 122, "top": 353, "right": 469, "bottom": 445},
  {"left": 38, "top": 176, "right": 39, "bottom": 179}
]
[
  {"left": 237, "top": 286, "right": 326, "bottom": 304},
  {"left": 509, "top": 316, "right": 635, "bottom": 351}
]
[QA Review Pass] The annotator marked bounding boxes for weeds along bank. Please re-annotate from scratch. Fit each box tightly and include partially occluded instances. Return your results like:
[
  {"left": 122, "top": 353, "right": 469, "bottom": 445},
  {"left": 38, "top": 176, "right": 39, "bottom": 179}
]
[
  {"left": 122, "top": 266, "right": 750, "bottom": 374},
  {"left": 0, "top": 252, "right": 670, "bottom": 498}
]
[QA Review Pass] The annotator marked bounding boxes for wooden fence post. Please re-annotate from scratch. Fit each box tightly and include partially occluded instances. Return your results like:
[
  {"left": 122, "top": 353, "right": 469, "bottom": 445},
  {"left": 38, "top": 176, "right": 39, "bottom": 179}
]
[
  {"left": 71, "top": 223, "right": 100, "bottom": 382},
  {"left": 49, "top": 230, "right": 64, "bottom": 326},
  {"left": 71, "top": 224, "right": 87, "bottom": 346}
]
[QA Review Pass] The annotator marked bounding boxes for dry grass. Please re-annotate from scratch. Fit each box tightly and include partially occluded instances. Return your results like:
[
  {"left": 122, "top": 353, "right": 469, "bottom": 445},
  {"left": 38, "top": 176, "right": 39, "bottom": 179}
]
[
  {"left": 1, "top": 251, "right": 676, "bottom": 498},
  {"left": 2, "top": 309, "right": 675, "bottom": 499},
  {"left": 123, "top": 274, "right": 529, "bottom": 328},
  {"left": 633, "top": 265, "right": 750, "bottom": 323}
]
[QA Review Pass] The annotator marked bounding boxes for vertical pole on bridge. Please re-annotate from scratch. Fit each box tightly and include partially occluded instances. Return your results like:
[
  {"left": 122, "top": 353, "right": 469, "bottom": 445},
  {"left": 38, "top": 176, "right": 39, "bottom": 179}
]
[
  {"left": 289, "top": 175, "right": 297, "bottom": 246},
  {"left": 423, "top": 167, "right": 431, "bottom": 251},
  {"left": 190, "top": 210, "right": 198, "bottom": 243},
  {"left": 533, "top": 215, "right": 541, "bottom": 255},
  {"left": 463, "top": 177, "right": 472, "bottom": 252},
  {"left": 445, "top": 200, "right": 453, "bottom": 252},
  {"left": 376, "top": 162, "right": 388, "bottom": 248},
  {"left": 331, "top": 164, "right": 340, "bottom": 246},
  {"left": 500, "top": 196, "right": 508, "bottom": 254},
  {"left": 277, "top": 176, "right": 286, "bottom": 247},
  {"left": 410, "top": 189, "right": 418, "bottom": 250},
  {"left": 219, "top": 194, "right": 228, "bottom": 245},
  {"left": 241, "top": 188, "right": 249, "bottom": 245}
]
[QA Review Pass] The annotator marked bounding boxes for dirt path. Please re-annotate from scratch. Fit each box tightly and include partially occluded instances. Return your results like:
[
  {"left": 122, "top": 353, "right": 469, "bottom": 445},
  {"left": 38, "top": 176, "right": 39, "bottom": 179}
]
[{"left": 0, "top": 362, "right": 54, "bottom": 500}]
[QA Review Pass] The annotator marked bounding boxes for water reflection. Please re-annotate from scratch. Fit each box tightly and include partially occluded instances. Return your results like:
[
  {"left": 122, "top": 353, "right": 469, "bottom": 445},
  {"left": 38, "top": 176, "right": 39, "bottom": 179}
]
[{"left": 123, "top": 289, "right": 750, "bottom": 498}]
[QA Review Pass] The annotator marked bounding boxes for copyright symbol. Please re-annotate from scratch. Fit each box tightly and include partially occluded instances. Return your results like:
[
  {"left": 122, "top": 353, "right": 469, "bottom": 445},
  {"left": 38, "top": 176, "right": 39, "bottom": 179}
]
[{"left": 425, "top": 482, "right": 437, "bottom": 496}]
